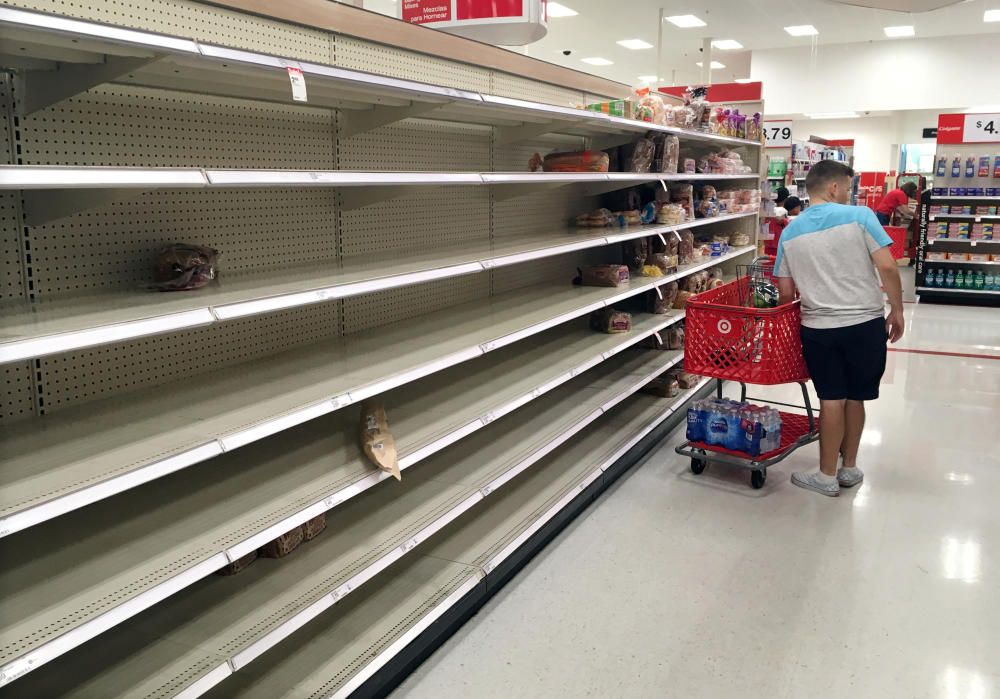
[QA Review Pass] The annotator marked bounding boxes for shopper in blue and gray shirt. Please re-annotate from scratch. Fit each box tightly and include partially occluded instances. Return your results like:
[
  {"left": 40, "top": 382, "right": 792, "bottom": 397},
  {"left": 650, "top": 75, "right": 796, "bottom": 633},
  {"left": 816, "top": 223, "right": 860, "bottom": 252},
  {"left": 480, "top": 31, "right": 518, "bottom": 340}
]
[{"left": 774, "top": 160, "right": 905, "bottom": 497}]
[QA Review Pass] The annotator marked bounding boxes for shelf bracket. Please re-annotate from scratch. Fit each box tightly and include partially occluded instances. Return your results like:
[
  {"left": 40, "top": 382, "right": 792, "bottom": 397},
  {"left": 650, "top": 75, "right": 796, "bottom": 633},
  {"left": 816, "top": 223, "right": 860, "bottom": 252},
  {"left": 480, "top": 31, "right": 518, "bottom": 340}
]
[
  {"left": 339, "top": 101, "right": 448, "bottom": 138},
  {"left": 340, "top": 185, "right": 436, "bottom": 210},
  {"left": 22, "top": 188, "right": 148, "bottom": 226},
  {"left": 490, "top": 182, "right": 572, "bottom": 202},
  {"left": 14, "top": 54, "right": 165, "bottom": 116},
  {"left": 494, "top": 120, "right": 560, "bottom": 146}
]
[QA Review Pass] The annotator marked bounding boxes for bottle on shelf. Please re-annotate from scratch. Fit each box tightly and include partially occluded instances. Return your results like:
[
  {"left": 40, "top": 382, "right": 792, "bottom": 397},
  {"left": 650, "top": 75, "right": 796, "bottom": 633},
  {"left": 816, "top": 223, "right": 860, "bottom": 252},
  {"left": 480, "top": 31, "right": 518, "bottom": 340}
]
[
  {"left": 951, "top": 154, "right": 962, "bottom": 178},
  {"left": 974, "top": 270, "right": 985, "bottom": 291},
  {"left": 925, "top": 268, "right": 937, "bottom": 287},
  {"left": 955, "top": 269, "right": 965, "bottom": 288},
  {"left": 964, "top": 270, "right": 976, "bottom": 290},
  {"left": 945, "top": 269, "right": 955, "bottom": 287},
  {"left": 935, "top": 268, "right": 945, "bottom": 287},
  {"left": 985, "top": 270, "right": 996, "bottom": 291}
]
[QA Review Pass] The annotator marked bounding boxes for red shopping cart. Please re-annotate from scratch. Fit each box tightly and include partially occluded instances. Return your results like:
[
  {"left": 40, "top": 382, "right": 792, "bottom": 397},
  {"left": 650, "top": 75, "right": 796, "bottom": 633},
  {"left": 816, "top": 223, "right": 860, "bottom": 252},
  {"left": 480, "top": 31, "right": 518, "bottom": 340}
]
[{"left": 675, "top": 259, "right": 819, "bottom": 489}]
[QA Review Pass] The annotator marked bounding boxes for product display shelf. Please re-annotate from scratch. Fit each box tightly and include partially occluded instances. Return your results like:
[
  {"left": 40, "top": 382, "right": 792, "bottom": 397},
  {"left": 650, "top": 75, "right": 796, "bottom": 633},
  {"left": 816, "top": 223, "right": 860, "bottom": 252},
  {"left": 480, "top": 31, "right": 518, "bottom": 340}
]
[
  {"left": 928, "top": 259, "right": 1000, "bottom": 266},
  {"left": 0, "top": 345, "right": 683, "bottom": 689},
  {"left": 0, "top": 241, "right": 752, "bottom": 364},
  {"left": 927, "top": 238, "right": 999, "bottom": 245},
  {"left": 0, "top": 214, "right": 751, "bottom": 364},
  {"left": 930, "top": 195, "right": 1000, "bottom": 202},
  {"left": 196, "top": 385, "right": 707, "bottom": 699},
  {"left": 0, "top": 6, "right": 763, "bottom": 151},
  {"left": 929, "top": 214, "right": 1000, "bottom": 222},
  {"left": 0, "top": 302, "right": 687, "bottom": 539},
  {"left": 0, "top": 165, "right": 759, "bottom": 225},
  {"left": 916, "top": 287, "right": 1000, "bottom": 295}
]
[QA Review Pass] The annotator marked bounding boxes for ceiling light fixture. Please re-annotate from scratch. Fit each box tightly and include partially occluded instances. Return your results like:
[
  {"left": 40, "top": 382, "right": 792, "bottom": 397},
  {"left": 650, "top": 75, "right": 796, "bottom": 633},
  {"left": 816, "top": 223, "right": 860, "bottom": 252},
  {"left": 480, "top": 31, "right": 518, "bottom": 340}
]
[
  {"left": 806, "top": 111, "right": 860, "bottom": 119},
  {"left": 546, "top": 2, "right": 578, "bottom": 17},
  {"left": 884, "top": 25, "right": 914, "bottom": 37},
  {"left": 984, "top": 9, "right": 1000, "bottom": 21},
  {"left": 665, "top": 14, "right": 706, "bottom": 28},
  {"left": 734, "top": 78, "right": 754, "bottom": 84},
  {"left": 695, "top": 61, "right": 726, "bottom": 69},
  {"left": 784, "top": 24, "right": 819, "bottom": 36},
  {"left": 637, "top": 75, "right": 661, "bottom": 83},
  {"left": 581, "top": 57, "right": 614, "bottom": 66},
  {"left": 711, "top": 39, "right": 744, "bottom": 50},
  {"left": 617, "top": 38, "right": 654, "bottom": 50}
]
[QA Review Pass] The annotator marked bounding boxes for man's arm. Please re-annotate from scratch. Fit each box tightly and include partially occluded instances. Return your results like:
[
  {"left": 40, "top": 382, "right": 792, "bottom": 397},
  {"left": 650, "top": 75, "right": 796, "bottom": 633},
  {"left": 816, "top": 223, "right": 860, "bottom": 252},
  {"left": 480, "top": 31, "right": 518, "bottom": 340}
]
[
  {"left": 871, "top": 246, "right": 905, "bottom": 343},
  {"left": 777, "top": 276, "right": 797, "bottom": 307}
]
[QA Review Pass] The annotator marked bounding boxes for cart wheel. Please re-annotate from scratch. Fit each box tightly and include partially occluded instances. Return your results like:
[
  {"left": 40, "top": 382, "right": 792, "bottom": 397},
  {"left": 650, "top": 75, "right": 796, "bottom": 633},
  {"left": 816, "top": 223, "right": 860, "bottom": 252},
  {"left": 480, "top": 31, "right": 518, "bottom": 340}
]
[
  {"left": 690, "top": 457, "right": 706, "bottom": 475},
  {"left": 750, "top": 470, "right": 766, "bottom": 489}
]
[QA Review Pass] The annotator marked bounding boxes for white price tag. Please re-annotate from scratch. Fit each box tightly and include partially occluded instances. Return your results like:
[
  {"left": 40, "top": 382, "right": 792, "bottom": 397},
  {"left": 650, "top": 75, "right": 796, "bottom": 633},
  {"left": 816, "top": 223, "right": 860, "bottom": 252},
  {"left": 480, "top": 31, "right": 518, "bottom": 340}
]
[
  {"left": 323, "top": 494, "right": 344, "bottom": 510},
  {"left": 286, "top": 66, "right": 308, "bottom": 102},
  {"left": 963, "top": 113, "right": 1000, "bottom": 143},
  {"left": 763, "top": 120, "right": 793, "bottom": 148},
  {"left": 331, "top": 584, "right": 352, "bottom": 602},
  {"left": 481, "top": 340, "right": 499, "bottom": 353},
  {"left": 481, "top": 485, "right": 493, "bottom": 497},
  {"left": 331, "top": 393, "right": 350, "bottom": 410},
  {"left": 401, "top": 538, "right": 419, "bottom": 553}
]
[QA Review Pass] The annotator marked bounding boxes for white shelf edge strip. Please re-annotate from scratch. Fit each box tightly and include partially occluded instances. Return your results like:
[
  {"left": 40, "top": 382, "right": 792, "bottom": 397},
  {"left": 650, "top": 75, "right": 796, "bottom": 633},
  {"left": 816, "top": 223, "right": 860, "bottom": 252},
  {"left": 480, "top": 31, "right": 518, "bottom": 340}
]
[
  {"left": 916, "top": 286, "right": 1000, "bottom": 294},
  {"left": 1, "top": 224, "right": 753, "bottom": 364},
  {"left": 330, "top": 574, "right": 485, "bottom": 699},
  {"left": 0, "top": 552, "right": 229, "bottom": 690},
  {"left": 175, "top": 664, "right": 233, "bottom": 699}
]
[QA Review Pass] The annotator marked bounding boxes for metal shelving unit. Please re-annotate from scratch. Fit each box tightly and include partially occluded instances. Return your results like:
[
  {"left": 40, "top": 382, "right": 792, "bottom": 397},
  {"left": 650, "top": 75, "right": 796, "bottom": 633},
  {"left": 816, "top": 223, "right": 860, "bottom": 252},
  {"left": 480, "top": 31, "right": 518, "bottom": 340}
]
[{"left": 0, "top": 0, "right": 763, "bottom": 695}]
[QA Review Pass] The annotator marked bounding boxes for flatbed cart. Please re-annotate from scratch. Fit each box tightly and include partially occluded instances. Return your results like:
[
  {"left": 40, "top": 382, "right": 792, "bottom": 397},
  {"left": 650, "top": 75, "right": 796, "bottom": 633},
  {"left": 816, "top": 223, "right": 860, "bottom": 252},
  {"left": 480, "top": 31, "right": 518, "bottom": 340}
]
[{"left": 674, "top": 259, "right": 819, "bottom": 489}]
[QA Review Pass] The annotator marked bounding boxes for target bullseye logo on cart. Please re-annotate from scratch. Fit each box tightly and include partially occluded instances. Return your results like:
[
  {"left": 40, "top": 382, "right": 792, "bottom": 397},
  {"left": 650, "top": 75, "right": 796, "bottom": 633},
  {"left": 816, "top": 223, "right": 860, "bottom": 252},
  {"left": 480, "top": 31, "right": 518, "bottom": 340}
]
[{"left": 717, "top": 319, "right": 733, "bottom": 335}]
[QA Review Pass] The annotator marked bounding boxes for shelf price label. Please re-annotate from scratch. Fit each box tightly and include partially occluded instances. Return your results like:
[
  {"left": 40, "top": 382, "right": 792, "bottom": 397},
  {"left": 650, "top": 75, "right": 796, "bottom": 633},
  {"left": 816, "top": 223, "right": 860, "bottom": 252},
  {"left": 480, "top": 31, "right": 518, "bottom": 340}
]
[
  {"left": 763, "top": 120, "right": 793, "bottom": 148},
  {"left": 937, "top": 113, "right": 1000, "bottom": 144}
]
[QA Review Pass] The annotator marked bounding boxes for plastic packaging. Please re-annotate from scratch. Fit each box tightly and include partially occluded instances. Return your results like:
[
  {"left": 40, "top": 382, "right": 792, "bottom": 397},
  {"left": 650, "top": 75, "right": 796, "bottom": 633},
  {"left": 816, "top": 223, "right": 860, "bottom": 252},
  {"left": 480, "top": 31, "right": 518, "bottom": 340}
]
[
  {"left": 575, "top": 208, "right": 615, "bottom": 227},
  {"left": 678, "top": 230, "right": 696, "bottom": 264},
  {"left": 627, "top": 137, "right": 656, "bottom": 173},
  {"left": 670, "top": 183, "right": 695, "bottom": 220},
  {"left": 621, "top": 238, "right": 648, "bottom": 270},
  {"left": 360, "top": 400, "right": 400, "bottom": 481},
  {"left": 666, "top": 325, "right": 685, "bottom": 350},
  {"left": 657, "top": 203, "right": 685, "bottom": 225},
  {"left": 150, "top": 243, "right": 219, "bottom": 291},
  {"left": 533, "top": 150, "right": 610, "bottom": 172},
  {"left": 660, "top": 135, "right": 680, "bottom": 174},
  {"left": 302, "top": 513, "right": 327, "bottom": 541},
  {"left": 259, "top": 525, "right": 305, "bottom": 558},
  {"left": 590, "top": 308, "right": 632, "bottom": 333},
  {"left": 647, "top": 281, "right": 679, "bottom": 314},
  {"left": 577, "top": 265, "right": 630, "bottom": 287}
]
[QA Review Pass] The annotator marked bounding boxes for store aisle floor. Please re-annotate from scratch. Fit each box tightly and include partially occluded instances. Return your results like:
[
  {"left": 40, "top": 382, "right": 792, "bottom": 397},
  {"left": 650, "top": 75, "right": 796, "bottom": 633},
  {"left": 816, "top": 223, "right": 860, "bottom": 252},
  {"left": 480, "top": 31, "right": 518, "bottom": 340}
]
[{"left": 394, "top": 300, "right": 1000, "bottom": 699}]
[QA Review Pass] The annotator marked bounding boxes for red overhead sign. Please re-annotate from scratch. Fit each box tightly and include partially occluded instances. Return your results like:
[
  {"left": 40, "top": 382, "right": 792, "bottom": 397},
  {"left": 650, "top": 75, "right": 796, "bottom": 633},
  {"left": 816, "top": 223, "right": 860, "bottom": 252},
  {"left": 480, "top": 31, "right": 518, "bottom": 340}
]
[
  {"left": 658, "top": 82, "right": 763, "bottom": 103},
  {"left": 402, "top": 0, "right": 452, "bottom": 23},
  {"left": 937, "top": 112, "right": 1000, "bottom": 144},
  {"left": 457, "top": 0, "right": 523, "bottom": 18}
]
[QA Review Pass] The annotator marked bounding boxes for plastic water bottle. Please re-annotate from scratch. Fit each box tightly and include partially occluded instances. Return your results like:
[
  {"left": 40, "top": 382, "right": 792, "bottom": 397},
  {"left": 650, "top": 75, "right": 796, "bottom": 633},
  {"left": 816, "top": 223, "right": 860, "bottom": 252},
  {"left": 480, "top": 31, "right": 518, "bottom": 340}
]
[
  {"left": 771, "top": 410, "right": 783, "bottom": 451},
  {"left": 945, "top": 269, "right": 955, "bottom": 288},
  {"left": 686, "top": 400, "right": 706, "bottom": 442},
  {"left": 964, "top": 270, "right": 975, "bottom": 290},
  {"left": 726, "top": 407, "right": 743, "bottom": 451}
]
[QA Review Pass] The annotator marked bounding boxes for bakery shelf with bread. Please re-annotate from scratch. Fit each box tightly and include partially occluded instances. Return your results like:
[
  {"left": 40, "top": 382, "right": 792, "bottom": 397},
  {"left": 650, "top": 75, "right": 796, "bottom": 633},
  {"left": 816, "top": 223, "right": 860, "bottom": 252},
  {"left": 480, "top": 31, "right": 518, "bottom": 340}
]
[
  {"left": 0, "top": 244, "right": 751, "bottom": 541},
  {"left": 0, "top": 6, "right": 763, "bottom": 152},
  {"left": 0, "top": 343, "right": 684, "bottom": 694}
]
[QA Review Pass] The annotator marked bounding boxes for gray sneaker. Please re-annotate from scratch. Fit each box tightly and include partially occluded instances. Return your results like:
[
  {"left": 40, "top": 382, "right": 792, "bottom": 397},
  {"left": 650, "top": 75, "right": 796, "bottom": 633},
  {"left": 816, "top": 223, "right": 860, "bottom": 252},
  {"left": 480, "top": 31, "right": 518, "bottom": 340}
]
[
  {"left": 837, "top": 467, "right": 864, "bottom": 488},
  {"left": 791, "top": 471, "right": 840, "bottom": 497}
]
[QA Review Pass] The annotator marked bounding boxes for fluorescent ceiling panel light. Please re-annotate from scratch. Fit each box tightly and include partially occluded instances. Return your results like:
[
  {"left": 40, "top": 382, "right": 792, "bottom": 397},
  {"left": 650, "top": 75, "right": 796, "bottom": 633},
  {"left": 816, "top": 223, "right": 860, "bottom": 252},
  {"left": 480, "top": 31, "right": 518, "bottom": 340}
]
[
  {"left": 784, "top": 24, "right": 818, "bottom": 36},
  {"left": 711, "top": 39, "right": 743, "bottom": 50},
  {"left": 734, "top": 78, "right": 753, "bottom": 83},
  {"left": 581, "top": 57, "right": 614, "bottom": 65},
  {"left": 546, "top": 2, "right": 578, "bottom": 17},
  {"left": 665, "top": 14, "right": 706, "bottom": 28},
  {"left": 883, "top": 25, "right": 914, "bottom": 37},
  {"left": 983, "top": 9, "right": 1000, "bottom": 21},
  {"left": 637, "top": 75, "right": 661, "bottom": 83},
  {"left": 617, "top": 38, "right": 653, "bottom": 50},
  {"left": 695, "top": 61, "right": 726, "bottom": 69},
  {"left": 806, "top": 111, "right": 860, "bottom": 119}
]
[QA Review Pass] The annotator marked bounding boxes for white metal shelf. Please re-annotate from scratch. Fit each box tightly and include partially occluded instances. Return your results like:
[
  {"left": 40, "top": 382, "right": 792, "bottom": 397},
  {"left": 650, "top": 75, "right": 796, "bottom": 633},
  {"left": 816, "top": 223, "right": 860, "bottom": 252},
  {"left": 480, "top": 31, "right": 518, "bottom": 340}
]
[
  {"left": 924, "top": 259, "right": 1000, "bottom": 266},
  {"left": 929, "top": 214, "right": 999, "bottom": 222},
  {"left": 0, "top": 294, "right": 688, "bottom": 538},
  {"left": 0, "top": 215, "right": 752, "bottom": 364},
  {"left": 917, "top": 286, "right": 1000, "bottom": 295},
  {"left": 931, "top": 195, "right": 1000, "bottom": 202},
  {"left": 0, "top": 6, "right": 761, "bottom": 151},
  {"left": 927, "top": 238, "right": 999, "bottom": 245},
  {"left": 0, "top": 346, "right": 687, "bottom": 689},
  {"left": 197, "top": 384, "right": 708, "bottom": 699}
]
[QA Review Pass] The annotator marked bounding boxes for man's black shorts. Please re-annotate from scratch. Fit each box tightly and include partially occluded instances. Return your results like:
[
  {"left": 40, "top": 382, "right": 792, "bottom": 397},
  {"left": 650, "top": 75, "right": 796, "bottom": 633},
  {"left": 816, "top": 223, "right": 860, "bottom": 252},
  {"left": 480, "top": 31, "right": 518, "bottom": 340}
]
[{"left": 800, "top": 317, "right": 888, "bottom": 401}]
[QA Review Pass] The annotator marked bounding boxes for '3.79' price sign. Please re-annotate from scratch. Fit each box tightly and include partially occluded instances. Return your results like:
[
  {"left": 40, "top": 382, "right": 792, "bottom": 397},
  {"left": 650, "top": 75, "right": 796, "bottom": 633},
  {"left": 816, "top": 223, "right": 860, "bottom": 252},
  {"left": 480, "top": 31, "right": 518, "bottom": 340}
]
[{"left": 763, "top": 120, "right": 793, "bottom": 148}]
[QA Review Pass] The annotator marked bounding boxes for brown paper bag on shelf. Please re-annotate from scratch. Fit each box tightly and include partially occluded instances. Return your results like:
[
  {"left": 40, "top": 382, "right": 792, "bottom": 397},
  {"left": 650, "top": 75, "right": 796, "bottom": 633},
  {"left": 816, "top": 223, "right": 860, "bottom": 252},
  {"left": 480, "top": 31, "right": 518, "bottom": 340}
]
[
  {"left": 360, "top": 399, "right": 401, "bottom": 481},
  {"left": 302, "top": 513, "right": 327, "bottom": 541},
  {"left": 215, "top": 550, "right": 257, "bottom": 576}
]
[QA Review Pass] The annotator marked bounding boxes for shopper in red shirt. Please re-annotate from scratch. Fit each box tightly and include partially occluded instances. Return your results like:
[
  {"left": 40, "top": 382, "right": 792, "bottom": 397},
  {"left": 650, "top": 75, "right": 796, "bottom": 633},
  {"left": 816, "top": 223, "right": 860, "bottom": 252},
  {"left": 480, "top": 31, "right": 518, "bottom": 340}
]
[
  {"left": 874, "top": 181, "right": 917, "bottom": 226},
  {"left": 765, "top": 196, "right": 801, "bottom": 257}
]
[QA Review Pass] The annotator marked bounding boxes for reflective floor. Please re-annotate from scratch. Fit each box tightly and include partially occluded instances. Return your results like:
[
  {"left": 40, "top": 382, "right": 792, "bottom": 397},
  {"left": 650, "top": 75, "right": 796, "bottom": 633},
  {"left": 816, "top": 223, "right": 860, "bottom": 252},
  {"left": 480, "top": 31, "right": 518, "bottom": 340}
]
[{"left": 395, "top": 289, "right": 1000, "bottom": 698}]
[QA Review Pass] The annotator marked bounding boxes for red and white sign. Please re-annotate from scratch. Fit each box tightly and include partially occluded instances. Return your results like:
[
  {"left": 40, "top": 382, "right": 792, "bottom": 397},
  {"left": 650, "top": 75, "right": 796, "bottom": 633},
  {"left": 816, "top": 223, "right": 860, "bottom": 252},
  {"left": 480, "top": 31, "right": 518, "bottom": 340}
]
[
  {"left": 402, "top": 0, "right": 547, "bottom": 44},
  {"left": 658, "top": 81, "right": 763, "bottom": 104},
  {"left": 763, "top": 120, "right": 793, "bottom": 148},
  {"left": 937, "top": 113, "right": 1000, "bottom": 144}
]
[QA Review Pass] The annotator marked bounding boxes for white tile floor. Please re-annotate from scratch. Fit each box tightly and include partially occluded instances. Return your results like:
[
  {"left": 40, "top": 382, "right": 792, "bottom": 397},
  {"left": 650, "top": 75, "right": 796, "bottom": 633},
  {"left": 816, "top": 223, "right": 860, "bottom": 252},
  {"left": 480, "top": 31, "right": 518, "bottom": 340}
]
[{"left": 394, "top": 291, "right": 1000, "bottom": 699}]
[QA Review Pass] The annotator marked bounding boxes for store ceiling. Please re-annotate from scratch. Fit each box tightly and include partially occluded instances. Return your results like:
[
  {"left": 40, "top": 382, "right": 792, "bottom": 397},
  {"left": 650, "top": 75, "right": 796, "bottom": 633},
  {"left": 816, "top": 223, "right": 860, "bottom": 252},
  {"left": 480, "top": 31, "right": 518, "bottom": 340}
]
[{"left": 363, "top": 0, "right": 999, "bottom": 88}]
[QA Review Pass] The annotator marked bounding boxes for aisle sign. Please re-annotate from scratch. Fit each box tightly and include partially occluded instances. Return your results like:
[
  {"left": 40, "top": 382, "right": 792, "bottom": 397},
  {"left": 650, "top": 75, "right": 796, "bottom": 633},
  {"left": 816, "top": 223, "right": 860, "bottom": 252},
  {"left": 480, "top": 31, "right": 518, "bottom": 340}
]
[
  {"left": 401, "top": 0, "right": 546, "bottom": 44},
  {"left": 763, "top": 120, "right": 793, "bottom": 148},
  {"left": 936, "top": 112, "right": 1000, "bottom": 144},
  {"left": 402, "top": 0, "right": 452, "bottom": 23}
]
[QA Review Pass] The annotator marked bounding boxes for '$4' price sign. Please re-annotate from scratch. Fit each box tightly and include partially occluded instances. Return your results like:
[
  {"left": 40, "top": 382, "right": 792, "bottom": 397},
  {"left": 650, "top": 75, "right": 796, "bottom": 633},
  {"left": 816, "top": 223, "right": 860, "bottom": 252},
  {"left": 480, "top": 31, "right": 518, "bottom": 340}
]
[{"left": 964, "top": 113, "right": 1000, "bottom": 142}]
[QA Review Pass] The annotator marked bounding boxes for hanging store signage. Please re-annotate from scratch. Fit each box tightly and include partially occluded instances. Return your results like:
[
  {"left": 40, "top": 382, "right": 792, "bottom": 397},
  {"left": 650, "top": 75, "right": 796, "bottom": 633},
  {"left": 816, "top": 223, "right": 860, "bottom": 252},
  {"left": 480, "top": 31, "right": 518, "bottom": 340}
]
[
  {"left": 763, "top": 120, "right": 793, "bottom": 148},
  {"left": 937, "top": 113, "right": 1000, "bottom": 144},
  {"left": 402, "top": 0, "right": 547, "bottom": 45}
]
